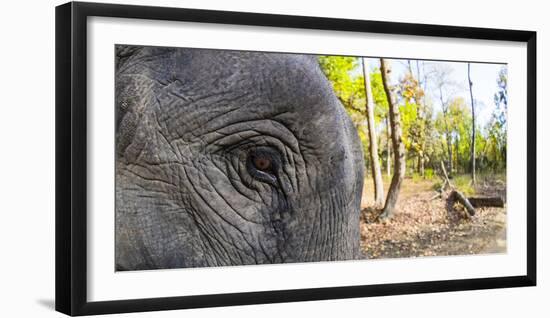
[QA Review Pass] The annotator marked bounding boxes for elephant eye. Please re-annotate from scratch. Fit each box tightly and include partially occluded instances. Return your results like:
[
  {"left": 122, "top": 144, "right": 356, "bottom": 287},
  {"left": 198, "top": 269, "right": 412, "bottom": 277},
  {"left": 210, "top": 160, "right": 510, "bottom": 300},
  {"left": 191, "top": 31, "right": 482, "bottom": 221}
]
[
  {"left": 246, "top": 148, "right": 281, "bottom": 185},
  {"left": 253, "top": 156, "right": 272, "bottom": 172}
]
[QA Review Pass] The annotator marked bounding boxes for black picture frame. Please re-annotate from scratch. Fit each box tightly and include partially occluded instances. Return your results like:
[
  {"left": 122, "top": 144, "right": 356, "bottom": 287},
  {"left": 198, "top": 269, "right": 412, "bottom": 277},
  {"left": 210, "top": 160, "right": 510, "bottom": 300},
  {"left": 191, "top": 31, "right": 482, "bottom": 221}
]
[{"left": 55, "top": 1, "right": 537, "bottom": 316}]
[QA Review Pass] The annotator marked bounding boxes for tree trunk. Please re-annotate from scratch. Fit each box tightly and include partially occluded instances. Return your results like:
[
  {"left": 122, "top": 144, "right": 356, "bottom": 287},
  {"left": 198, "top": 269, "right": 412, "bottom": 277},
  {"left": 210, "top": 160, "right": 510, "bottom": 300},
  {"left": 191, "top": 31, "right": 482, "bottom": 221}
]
[
  {"left": 468, "top": 63, "right": 476, "bottom": 184},
  {"left": 439, "top": 87, "right": 453, "bottom": 174},
  {"left": 380, "top": 59, "right": 406, "bottom": 219},
  {"left": 386, "top": 115, "right": 391, "bottom": 177},
  {"left": 362, "top": 58, "right": 385, "bottom": 206},
  {"left": 454, "top": 135, "right": 459, "bottom": 173},
  {"left": 415, "top": 60, "right": 426, "bottom": 177},
  {"left": 417, "top": 155, "right": 425, "bottom": 176}
]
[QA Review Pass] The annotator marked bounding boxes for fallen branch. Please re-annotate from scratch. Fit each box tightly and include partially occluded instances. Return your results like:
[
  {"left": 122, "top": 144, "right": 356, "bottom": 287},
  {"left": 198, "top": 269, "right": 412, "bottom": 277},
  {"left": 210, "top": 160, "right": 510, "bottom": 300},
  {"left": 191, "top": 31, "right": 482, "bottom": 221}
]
[
  {"left": 436, "top": 161, "right": 504, "bottom": 218},
  {"left": 468, "top": 197, "right": 505, "bottom": 208},
  {"left": 439, "top": 161, "right": 451, "bottom": 190},
  {"left": 429, "top": 192, "right": 442, "bottom": 201},
  {"left": 449, "top": 190, "right": 476, "bottom": 216}
]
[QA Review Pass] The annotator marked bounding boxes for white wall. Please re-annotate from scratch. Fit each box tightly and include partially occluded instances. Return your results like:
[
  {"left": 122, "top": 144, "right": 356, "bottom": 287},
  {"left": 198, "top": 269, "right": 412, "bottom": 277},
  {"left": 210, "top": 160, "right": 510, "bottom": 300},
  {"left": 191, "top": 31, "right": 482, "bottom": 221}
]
[{"left": 0, "top": 0, "right": 546, "bottom": 317}]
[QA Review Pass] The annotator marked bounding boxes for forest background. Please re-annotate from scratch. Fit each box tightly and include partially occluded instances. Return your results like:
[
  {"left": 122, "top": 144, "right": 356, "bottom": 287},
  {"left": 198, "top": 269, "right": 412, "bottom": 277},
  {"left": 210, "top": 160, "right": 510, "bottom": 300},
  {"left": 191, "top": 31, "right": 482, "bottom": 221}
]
[{"left": 318, "top": 56, "right": 508, "bottom": 258}]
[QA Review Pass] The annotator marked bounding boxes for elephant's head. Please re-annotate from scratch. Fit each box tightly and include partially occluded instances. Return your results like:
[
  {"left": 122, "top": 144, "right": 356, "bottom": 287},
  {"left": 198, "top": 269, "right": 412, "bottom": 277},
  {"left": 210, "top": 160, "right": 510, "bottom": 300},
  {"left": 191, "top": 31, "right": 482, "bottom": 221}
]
[{"left": 115, "top": 45, "right": 365, "bottom": 270}]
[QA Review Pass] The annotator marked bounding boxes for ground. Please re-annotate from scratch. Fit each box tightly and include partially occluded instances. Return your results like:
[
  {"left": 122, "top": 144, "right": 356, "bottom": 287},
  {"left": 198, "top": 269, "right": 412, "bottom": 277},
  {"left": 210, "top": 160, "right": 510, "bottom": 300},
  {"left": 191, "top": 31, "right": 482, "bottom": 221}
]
[{"left": 359, "top": 174, "right": 507, "bottom": 259}]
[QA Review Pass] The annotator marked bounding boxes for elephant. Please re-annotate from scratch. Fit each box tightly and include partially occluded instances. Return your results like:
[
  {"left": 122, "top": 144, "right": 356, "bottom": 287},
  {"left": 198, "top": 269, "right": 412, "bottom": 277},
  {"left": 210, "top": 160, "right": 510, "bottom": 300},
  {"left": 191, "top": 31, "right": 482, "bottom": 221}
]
[{"left": 115, "top": 45, "right": 365, "bottom": 271}]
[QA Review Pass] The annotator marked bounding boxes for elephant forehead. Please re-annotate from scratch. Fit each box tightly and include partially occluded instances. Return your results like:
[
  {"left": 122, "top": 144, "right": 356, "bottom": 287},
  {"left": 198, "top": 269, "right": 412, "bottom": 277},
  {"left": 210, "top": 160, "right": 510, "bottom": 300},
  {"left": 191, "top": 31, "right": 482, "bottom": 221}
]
[
  {"left": 117, "top": 46, "right": 349, "bottom": 150},
  {"left": 118, "top": 46, "right": 327, "bottom": 99},
  {"left": 117, "top": 46, "right": 348, "bottom": 154},
  {"left": 175, "top": 48, "right": 326, "bottom": 94}
]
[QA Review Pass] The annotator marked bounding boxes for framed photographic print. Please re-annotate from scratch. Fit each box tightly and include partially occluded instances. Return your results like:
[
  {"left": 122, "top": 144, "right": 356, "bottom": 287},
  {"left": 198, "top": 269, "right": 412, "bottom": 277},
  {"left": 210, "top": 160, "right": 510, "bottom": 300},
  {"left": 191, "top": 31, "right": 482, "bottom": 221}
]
[{"left": 55, "top": 1, "right": 536, "bottom": 316}]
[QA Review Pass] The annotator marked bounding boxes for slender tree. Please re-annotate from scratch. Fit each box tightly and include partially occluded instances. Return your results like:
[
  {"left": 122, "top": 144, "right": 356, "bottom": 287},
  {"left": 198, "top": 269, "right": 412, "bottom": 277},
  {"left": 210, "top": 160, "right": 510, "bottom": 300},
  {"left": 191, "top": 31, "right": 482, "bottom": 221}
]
[
  {"left": 386, "top": 116, "right": 391, "bottom": 177},
  {"left": 379, "top": 59, "right": 406, "bottom": 219},
  {"left": 362, "top": 58, "right": 385, "bottom": 206},
  {"left": 467, "top": 63, "right": 476, "bottom": 183},
  {"left": 415, "top": 60, "right": 429, "bottom": 177},
  {"left": 399, "top": 60, "right": 428, "bottom": 177},
  {"left": 432, "top": 65, "right": 457, "bottom": 174},
  {"left": 439, "top": 86, "right": 453, "bottom": 174},
  {"left": 491, "top": 66, "right": 508, "bottom": 166}
]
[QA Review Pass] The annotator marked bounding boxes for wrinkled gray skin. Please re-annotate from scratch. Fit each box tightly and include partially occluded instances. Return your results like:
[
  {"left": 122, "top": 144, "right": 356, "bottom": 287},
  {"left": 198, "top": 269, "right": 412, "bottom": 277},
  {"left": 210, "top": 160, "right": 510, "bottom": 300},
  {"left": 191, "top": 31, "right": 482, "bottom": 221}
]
[{"left": 115, "top": 45, "right": 365, "bottom": 270}]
